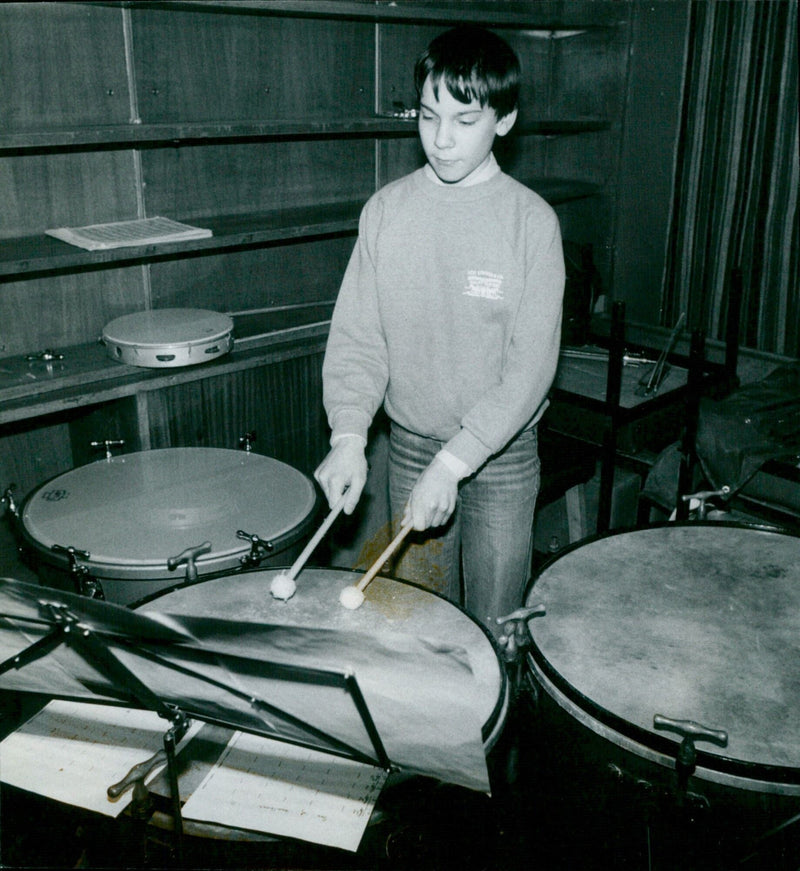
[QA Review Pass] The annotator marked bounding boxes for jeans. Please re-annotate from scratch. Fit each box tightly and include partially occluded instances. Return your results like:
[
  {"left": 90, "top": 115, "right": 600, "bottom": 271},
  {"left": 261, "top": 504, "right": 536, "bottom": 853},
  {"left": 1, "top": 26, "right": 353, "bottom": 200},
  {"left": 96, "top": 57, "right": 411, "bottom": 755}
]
[{"left": 388, "top": 422, "right": 539, "bottom": 636}]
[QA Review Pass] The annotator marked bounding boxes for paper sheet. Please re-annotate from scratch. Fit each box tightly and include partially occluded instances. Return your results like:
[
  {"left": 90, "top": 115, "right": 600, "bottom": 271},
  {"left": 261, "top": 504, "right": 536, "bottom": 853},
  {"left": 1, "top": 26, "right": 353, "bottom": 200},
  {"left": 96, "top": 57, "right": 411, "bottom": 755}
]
[
  {"left": 0, "top": 700, "right": 201, "bottom": 816},
  {"left": 45, "top": 217, "right": 212, "bottom": 251},
  {"left": 181, "top": 730, "right": 388, "bottom": 851}
]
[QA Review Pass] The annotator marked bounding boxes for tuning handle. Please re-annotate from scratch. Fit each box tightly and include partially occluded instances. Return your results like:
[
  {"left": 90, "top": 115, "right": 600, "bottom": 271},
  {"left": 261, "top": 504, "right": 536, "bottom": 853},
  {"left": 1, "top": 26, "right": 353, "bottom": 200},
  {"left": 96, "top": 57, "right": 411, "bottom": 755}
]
[
  {"left": 107, "top": 749, "right": 166, "bottom": 800},
  {"left": 654, "top": 714, "right": 728, "bottom": 784},
  {"left": 167, "top": 542, "right": 212, "bottom": 582},
  {"left": 90, "top": 439, "right": 125, "bottom": 460},
  {"left": 239, "top": 431, "right": 257, "bottom": 452}
]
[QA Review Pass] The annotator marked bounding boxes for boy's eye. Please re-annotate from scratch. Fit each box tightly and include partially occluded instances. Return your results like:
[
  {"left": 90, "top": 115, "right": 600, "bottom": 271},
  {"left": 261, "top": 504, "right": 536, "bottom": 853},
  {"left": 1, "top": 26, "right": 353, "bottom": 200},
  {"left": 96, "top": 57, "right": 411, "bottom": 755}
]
[{"left": 458, "top": 119, "right": 477, "bottom": 126}]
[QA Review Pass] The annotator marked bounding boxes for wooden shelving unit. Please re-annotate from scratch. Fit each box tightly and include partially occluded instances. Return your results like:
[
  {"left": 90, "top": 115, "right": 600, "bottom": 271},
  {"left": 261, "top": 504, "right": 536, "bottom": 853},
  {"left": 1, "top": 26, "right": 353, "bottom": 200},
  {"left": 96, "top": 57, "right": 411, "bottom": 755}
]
[{"left": 0, "top": 0, "right": 631, "bottom": 497}]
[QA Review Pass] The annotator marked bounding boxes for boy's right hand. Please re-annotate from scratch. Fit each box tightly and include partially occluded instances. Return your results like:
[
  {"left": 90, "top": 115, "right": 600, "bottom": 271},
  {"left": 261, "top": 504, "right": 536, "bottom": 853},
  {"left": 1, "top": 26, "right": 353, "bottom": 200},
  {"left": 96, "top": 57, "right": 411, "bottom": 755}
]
[{"left": 314, "top": 436, "right": 367, "bottom": 514}]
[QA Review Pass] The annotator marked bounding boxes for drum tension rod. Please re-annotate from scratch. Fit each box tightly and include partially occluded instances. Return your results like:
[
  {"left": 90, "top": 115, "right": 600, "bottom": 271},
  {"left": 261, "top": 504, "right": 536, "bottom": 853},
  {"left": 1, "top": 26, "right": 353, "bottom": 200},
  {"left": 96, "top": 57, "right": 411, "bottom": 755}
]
[
  {"left": 653, "top": 714, "right": 728, "bottom": 793},
  {"left": 167, "top": 542, "right": 212, "bottom": 583},
  {"left": 51, "top": 544, "right": 105, "bottom": 599},
  {"left": 236, "top": 529, "right": 274, "bottom": 567},
  {"left": 90, "top": 439, "right": 125, "bottom": 460},
  {"left": 2, "top": 483, "right": 18, "bottom": 517},
  {"left": 680, "top": 485, "right": 731, "bottom": 520},
  {"left": 496, "top": 603, "right": 546, "bottom": 663}
]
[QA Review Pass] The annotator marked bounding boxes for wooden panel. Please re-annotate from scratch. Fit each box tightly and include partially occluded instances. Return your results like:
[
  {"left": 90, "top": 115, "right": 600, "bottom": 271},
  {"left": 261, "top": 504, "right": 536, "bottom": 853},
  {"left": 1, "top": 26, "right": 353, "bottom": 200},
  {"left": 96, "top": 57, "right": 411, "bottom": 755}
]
[
  {"left": 501, "top": 30, "right": 555, "bottom": 121},
  {"left": 377, "top": 23, "right": 441, "bottom": 114},
  {"left": 144, "top": 352, "right": 328, "bottom": 477},
  {"left": 148, "top": 235, "right": 354, "bottom": 312},
  {"left": 140, "top": 140, "right": 374, "bottom": 217},
  {"left": 0, "top": 268, "right": 147, "bottom": 358},
  {"left": 0, "top": 416, "right": 75, "bottom": 501},
  {"left": 549, "top": 26, "right": 630, "bottom": 119},
  {"left": 67, "top": 398, "right": 144, "bottom": 467},
  {"left": 0, "top": 2, "right": 130, "bottom": 131},
  {"left": 0, "top": 152, "right": 139, "bottom": 239},
  {"left": 131, "top": 8, "right": 374, "bottom": 122}
]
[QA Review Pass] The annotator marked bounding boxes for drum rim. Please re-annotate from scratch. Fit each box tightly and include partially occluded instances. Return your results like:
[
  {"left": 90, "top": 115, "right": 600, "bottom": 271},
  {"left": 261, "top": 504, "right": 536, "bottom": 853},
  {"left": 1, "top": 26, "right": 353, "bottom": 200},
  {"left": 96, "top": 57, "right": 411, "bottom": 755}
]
[
  {"left": 133, "top": 564, "right": 509, "bottom": 748},
  {"left": 526, "top": 521, "right": 800, "bottom": 788},
  {"left": 17, "top": 447, "right": 319, "bottom": 576},
  {"left": 102, "top": 309, "right": 234, "bottom": 349}
]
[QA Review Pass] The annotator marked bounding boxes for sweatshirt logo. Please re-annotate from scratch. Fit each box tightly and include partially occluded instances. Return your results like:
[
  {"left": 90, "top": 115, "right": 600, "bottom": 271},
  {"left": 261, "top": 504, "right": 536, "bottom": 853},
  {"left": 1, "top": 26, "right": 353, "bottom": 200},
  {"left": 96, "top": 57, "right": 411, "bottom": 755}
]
[{"left": 464, "top": 270, "right": 504, "bottom": 300}]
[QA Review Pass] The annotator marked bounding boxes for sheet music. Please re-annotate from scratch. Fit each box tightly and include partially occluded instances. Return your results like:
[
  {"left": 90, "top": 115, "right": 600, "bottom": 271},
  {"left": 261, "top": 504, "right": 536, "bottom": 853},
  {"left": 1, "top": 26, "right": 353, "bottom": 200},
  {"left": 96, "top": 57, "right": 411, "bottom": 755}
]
[
  {"left": 0, "top": 700, "right": 202, "bottom": 816},
  {"left": 181, "top": 730, "right": 388, "bottom": 852},
  {"left": 45, "top": 216, "right": 212, "bottom": 251}
]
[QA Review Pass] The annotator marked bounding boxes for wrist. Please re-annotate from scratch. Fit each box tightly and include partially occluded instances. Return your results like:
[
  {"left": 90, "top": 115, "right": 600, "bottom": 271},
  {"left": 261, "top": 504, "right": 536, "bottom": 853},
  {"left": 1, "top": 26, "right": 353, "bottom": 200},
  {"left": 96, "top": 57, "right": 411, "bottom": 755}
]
[{"left": 435, "top": 449, "right": 472, "bottom": 481}]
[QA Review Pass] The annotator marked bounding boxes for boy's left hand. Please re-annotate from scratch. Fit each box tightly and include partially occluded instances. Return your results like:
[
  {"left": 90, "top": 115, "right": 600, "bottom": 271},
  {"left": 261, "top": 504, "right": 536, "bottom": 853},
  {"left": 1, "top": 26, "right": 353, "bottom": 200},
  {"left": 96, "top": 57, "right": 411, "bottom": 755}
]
[{"left": 403, "top": 459, "right": 458, "bottom": 530}]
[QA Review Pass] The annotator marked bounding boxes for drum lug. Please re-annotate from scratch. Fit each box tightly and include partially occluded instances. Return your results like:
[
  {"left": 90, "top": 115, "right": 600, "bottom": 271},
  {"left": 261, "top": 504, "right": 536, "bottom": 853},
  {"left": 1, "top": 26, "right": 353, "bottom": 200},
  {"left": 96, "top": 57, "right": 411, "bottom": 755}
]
[
  {"left": 51, "top": 544, "right": 105, "bottom": 598},
  {"left": 79, "top": 575, "right": 106, "bottom": 600},
  {"left": 2, "top": 483, "right": 18, "bottom": 518},
  {"left": 496, "top": 603, "right": 546, "bottom": 664},
  {"left": 236, "top": 529, "right": 274, "bottom": 567},
  {"left": 607, "top": 762, "right": 711, "bottom": 817}
]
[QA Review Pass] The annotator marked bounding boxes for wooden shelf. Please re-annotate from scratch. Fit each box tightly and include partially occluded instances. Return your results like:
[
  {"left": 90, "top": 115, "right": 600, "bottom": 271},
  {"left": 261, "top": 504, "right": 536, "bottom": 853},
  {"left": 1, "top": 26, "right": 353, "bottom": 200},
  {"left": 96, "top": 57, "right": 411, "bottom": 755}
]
[
  {"left": 0, "top": 179, "right": 601, "bottom": 280},
  {"left": 96, "top": 1, "right": 628, "bottom": 30},
  {"left": 0, "top": 312, "right": 333, "bottom": 426},
  {"left": 0, "top": 202, "right": 362, "bottom": 279},
  {"left": 0, "top": 117, "right": 609, "bottom": 154}
]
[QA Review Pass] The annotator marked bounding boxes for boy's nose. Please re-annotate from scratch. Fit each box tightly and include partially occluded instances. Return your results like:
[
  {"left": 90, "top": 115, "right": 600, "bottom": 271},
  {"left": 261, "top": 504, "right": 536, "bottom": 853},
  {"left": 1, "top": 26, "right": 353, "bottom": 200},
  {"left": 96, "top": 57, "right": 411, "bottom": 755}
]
[{"left": 434, "top": 121, "right": 455, "bottom": 149}]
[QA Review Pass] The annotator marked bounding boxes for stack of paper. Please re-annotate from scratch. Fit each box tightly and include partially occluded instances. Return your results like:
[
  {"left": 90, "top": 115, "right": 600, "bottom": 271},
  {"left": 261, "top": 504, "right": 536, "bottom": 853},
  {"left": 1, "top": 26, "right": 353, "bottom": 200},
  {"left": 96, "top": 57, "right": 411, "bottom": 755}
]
[{"left": 46, "top": 217, "right": 212, "bottom": 251}]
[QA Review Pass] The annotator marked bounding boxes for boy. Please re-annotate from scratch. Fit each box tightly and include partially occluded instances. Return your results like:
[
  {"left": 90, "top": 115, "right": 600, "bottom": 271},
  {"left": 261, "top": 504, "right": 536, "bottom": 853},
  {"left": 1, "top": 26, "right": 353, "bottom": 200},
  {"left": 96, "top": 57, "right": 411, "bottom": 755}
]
[{"left": 315, "top": 25, "right": 564, "bottom": 634}]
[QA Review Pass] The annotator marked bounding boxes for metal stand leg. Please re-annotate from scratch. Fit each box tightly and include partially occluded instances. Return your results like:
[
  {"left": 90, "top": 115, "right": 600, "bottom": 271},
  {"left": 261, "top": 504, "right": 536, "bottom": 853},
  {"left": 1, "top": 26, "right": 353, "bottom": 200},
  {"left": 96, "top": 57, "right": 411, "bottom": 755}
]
[{"left": 163, "top": 727, "right": 185, "bottom": 868}]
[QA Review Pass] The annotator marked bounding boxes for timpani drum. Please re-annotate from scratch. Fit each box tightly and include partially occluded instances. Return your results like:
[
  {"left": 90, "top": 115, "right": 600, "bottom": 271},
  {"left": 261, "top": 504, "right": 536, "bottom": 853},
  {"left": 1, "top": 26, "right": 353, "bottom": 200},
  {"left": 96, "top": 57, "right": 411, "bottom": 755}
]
[
  {"left": 137, "top": 566, "right": 508, "bottom": 753},
  {"left": 19, "top": 448, "right": 317, "bottom": 605},
  {"left": 131, "top": 568, "right": 507, "bottom": 864},
  {"left": 524, "top": 523, "right": 800, "bottom": 867}
]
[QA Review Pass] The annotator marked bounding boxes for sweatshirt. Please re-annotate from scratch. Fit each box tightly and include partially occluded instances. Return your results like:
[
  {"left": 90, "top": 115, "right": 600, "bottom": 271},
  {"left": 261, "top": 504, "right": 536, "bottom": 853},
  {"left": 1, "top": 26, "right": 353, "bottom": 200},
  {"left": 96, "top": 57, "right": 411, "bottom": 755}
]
[{"left": 322, "top": 165, "right": 565, "bottom": 473}]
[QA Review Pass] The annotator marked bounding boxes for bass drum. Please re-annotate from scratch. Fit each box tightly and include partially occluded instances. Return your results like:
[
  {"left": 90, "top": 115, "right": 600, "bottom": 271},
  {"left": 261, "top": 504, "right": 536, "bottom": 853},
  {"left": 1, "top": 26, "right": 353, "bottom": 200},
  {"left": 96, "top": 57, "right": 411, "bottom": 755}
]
[
  {"left": 19, "top": 448, "right": 317, "bottom": 605},
  {"left": 523, "top": 523, "right": 800, "bottom": 870}
]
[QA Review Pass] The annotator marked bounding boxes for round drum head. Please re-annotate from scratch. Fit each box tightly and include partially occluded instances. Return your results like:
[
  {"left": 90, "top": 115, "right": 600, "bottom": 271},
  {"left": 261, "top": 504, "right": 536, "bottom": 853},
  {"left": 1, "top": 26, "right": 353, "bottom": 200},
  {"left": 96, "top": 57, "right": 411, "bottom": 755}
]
[
  {"left": 137, "top": 567, "right": 507, "bottom": 748},
  {"left": 21, "top": 448, "right": 316, "bottom": 580},
  {"left": 526, "top": 523, "right": 800, "bottom": 787},
  {"left": 102, "top": 309, "right": 233, "bottom": 368}
]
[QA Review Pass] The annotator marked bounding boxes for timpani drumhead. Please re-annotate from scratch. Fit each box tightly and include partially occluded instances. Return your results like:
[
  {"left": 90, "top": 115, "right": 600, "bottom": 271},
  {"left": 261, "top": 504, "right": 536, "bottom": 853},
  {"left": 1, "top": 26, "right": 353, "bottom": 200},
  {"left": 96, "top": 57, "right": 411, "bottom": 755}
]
[
  {"left": 102, "top": 309, "right": 233, "bottom": 368},
  {"left": 20, "top": 448, "right": 317, "bottom": 603},
  {"left": 526, "top": 523, "right": 800, "bottom": 793},
  {"left": 137, "top": 567, "right": 508, "bottom": 750}
]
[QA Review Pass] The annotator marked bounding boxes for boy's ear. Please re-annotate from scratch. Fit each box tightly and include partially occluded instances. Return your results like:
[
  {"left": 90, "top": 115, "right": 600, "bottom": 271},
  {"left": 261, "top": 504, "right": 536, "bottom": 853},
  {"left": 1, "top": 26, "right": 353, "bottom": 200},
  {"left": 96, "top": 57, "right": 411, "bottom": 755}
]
[{"left": 495, "top": 107, "right": 518, "bottom": 137}]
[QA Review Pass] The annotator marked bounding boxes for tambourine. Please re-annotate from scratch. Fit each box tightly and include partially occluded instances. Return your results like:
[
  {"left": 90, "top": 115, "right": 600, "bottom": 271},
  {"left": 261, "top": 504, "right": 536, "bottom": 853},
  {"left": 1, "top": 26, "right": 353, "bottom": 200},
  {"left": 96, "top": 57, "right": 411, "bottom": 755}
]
[{"left": 102, "top": 308, "right": 233, "bottom": 368}]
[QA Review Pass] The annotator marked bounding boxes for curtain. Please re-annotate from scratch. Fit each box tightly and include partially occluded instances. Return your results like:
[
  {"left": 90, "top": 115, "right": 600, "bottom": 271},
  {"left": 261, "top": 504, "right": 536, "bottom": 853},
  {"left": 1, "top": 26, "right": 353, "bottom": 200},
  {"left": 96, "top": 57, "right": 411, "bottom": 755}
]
[{"left": 663, "top": 0, "right": 799, "bottom": 357}]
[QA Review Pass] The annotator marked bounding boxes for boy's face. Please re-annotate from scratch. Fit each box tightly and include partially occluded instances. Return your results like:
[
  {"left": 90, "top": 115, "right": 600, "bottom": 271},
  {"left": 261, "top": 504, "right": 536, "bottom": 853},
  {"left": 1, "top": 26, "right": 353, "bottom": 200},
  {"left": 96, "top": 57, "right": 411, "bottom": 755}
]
[{"left": 418, "top": 75, "right": 517, "bottom": 185}]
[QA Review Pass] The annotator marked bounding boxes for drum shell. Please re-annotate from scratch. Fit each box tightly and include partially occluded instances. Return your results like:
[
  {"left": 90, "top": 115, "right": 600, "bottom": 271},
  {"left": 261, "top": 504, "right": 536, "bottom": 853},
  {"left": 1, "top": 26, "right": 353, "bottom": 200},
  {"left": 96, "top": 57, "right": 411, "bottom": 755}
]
[
  {"left": 18, "top": 448, "right": 318, "bottom": 605},
  {"left": 523, "top": 658, "right": 800, "bottom": 867},
  {"left": 522, "top": 523, "right": 800, "bottom": 867}
]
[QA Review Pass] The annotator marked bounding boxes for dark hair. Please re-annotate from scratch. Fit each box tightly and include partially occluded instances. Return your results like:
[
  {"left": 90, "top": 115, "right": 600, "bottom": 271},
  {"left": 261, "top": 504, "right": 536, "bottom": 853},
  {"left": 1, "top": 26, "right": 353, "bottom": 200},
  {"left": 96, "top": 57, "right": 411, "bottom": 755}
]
[{"left": 414, "top": 25, "right": 520, "bottom": 119}]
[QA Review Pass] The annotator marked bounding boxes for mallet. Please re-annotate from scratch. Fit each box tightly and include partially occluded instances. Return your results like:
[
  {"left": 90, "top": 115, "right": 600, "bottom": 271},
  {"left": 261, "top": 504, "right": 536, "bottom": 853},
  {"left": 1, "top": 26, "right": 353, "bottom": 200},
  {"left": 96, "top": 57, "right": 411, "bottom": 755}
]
[
  {"left": 339, "top": 521, "right": 413, "bottom": 610},
  {"left": 270, "top": 489, "right": 348, "bottom": 601}
]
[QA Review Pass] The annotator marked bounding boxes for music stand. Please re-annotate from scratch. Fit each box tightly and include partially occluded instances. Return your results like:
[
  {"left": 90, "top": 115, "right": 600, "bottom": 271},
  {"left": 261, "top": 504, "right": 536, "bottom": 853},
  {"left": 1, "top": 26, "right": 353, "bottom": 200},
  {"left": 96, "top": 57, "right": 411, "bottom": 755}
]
[{"left": 0, "top": 577, "right": 391, "bottom": 862}]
